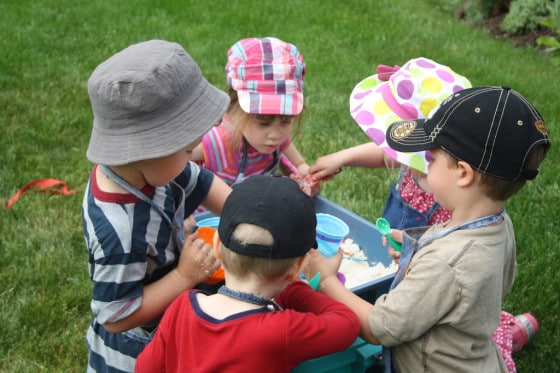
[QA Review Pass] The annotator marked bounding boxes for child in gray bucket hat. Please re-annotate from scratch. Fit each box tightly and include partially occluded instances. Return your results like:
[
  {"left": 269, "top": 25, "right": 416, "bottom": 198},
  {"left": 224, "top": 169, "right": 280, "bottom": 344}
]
[{"left": 82, "top": 39, "right": 231, "bottom": 372}]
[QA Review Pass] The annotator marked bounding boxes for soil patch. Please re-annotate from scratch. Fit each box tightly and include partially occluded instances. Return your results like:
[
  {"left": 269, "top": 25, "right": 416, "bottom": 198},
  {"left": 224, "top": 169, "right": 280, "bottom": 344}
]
[{"left": 473, "top": 14, "right": 557, "bottom": 48}]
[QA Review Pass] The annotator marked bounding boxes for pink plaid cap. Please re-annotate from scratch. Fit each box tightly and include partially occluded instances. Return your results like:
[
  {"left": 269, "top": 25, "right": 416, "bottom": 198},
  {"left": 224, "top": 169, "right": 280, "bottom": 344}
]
[
  {"left": 349, "top": 57, "right": 471, "bottom": 173},
  {"left": 226, "top": 37, "right": 306, "bottom": 115}
]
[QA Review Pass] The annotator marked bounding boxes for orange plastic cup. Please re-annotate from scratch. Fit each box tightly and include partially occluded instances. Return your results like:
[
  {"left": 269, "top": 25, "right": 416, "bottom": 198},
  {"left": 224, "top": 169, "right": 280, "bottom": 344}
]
[{"left": 197, "top": 226, "right": 224, "bottom": 285}]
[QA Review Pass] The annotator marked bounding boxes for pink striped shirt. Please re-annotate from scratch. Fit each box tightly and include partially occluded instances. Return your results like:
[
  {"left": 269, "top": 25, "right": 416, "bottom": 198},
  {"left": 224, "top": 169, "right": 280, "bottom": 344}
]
[{"left": 200, "top": 121, "right": 291, "bottom": 186}]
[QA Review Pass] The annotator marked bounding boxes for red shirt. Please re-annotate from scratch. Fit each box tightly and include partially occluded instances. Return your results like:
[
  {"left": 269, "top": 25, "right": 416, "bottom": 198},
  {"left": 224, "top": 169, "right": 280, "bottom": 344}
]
[{"left": 135, "top": 281, "right": 360, "bottom": 372}]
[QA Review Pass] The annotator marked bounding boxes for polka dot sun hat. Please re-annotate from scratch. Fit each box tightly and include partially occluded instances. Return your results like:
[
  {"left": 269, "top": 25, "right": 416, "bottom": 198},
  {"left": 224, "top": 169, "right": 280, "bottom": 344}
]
[{"left": 349, "top": 57, "right": 471, "bottom": 173}]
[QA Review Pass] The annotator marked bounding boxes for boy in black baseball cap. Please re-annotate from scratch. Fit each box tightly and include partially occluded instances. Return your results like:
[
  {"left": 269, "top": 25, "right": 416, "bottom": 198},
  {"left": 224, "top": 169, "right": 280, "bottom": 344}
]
[
  {"left": 306, "top": 86, "right": 550, "bottom": 372},
  {"left": 136, "top": 175, "right": 360, "bottom": 372}
]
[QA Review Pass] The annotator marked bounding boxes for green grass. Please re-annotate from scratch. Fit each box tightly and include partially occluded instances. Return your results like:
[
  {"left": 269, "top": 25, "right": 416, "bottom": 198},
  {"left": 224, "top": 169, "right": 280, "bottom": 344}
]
[{"left": 1, "top": 0, "right": 558, "bottom": 371}]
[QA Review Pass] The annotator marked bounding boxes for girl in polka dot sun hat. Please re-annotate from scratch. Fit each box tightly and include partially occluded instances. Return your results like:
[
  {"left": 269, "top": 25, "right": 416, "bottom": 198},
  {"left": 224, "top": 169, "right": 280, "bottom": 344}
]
[
  {"left": 309, "top": 57, "right": 535, "bottom": 373},
  {"left": 311, "top": 57, "right": 471, "bottom": 228}
]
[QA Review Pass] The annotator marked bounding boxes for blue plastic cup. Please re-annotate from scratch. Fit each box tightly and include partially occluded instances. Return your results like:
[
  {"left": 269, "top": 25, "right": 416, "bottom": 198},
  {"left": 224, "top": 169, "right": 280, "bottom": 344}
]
[
  {"left": 197, "top": 216, "right": 220, "bottom": 229},
  {"left": 316, "top": 213, "right": 349, "bottom": 257}
]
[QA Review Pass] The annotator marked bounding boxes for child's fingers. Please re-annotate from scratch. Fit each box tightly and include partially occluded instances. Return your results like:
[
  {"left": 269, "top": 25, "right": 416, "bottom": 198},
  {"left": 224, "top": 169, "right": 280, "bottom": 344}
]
[
  {"left": 390, "top": 228, "right": 403, "bottom": 243},
  {"left": 183, "top": 214, "right": 197, "bottom": 234},
  {"left": 179, "top": 238, "right": 221, "bottom": 282},
  {"left": 183, "top": 232, "right": 199, "bottom": 246},
  {"left": 381, "top": 235, "right": 388, "bottom": 246},
  {"left": 388, "top": 246, "right": 401, "bottom": 263},
  {"left": 314, "top": 167, "right": 341, "bottom": 180},
  {"left": 310, "top": 182, "right": 321, "bottom": 196}
]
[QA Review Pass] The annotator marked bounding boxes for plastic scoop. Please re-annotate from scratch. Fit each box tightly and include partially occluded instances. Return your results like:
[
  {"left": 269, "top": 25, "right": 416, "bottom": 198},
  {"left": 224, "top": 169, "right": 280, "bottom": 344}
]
[
  {"left": 307, "top": 272, "right": 346, "bottom": 291},
  {"left": 376, "top": 218, "right": 402, "bottom": 252},
  {"left": 308, "top": 272, "right": 321, "bottom": 290}
]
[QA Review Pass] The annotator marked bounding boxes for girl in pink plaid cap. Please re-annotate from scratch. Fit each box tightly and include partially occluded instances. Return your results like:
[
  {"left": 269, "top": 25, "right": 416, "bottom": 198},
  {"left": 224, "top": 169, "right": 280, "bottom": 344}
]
[
  {"left": 309, "top": 57, "right": 536, "bottom": 373},
  {"left": 192, "top": 37, "right": 317, "bottom": 194}
]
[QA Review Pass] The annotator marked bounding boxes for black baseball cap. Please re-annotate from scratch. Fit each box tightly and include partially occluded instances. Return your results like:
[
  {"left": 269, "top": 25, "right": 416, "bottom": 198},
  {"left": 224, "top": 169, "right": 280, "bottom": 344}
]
[
  {"left": 386, "top": 86, "right": 550, "bottom": 180},
  {"left": 218, "top": 175, "right": 317, "bottom": 259}
]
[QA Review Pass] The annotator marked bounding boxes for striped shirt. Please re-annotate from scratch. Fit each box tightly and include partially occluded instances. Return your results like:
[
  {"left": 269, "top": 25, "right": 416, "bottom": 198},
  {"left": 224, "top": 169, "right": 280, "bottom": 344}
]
[{"left": 82, "top": 162, "right": 213, "bottom": 372}]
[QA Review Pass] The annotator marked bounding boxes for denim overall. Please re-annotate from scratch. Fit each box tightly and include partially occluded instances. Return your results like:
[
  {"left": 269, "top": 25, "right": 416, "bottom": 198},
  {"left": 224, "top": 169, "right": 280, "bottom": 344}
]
[
  {"left": 383, "top": 210, "right": 506, "bottom": 373},
  {"left": 382, "top": 167, "right": 440, "bottom": 230}
]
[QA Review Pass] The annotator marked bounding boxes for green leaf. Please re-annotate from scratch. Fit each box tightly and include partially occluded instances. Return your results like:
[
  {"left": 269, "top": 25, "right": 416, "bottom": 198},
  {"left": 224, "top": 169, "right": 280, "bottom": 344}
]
[
  {"left": 537, "top": 35, "right": 560, "bottom": 48},
  {"left": 538, "top": 17, "right": 556, "bottom": 30}
]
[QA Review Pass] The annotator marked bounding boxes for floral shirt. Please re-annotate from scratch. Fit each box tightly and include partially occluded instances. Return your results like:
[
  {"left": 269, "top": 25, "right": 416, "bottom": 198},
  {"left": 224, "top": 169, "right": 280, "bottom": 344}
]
[{"left": 398, "top": 168, "right": 452, "bottom": 225}]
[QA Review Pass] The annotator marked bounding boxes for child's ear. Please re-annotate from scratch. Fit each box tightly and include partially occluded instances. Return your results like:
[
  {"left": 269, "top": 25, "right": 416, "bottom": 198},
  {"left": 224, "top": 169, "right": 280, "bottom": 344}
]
[
  {"left": 296, "top": 254, "right": 308, "bottom": 273},
  {"left": 285, "top": 255, "right": 308, "bottom": 282},
  {"left": 213, "top": 231, "right": 222, "bottom": 260},
  {"left": 215, "top": 242, "right": 223, "bottom": 260},
  {"left": 456, "top": 160, "right": 476, "bottom": 187}
]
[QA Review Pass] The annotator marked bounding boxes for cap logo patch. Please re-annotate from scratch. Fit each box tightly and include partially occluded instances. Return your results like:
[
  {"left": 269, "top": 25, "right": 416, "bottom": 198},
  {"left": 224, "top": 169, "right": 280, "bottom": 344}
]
[
  {"left": 390, "top": 121, "right": 416, "bottom": 140},
  {"left": 535, "top": 120, "right": 548, "bottom": 136}
]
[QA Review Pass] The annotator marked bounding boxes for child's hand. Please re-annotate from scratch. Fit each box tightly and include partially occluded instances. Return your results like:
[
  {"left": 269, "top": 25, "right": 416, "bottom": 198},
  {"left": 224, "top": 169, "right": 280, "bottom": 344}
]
[
  {"left": 304, "top": 249, "right": 342, "bottom": 282},
  {"left": 177, "top": 233, "right": 221, "bottom": 284},
  {"left": 296, "top": 163, "right": 323, "bottom": 195},
  {"left": 388, "top": 246, "right": 401, "bottom": 264},
  {"left": 291, "top": 163, "right": 323, "bottom": 197},
  {"left": 309, "top": 181, "right": 321, "bottom": 197},
  {"left": 381, "top": 229, "right": 403, "bottom": 263},
  {"left": 183, "top": 214, "right": 197, "bottom": 235},
  {"left": 309, "top": 154, "right": 343, "bottom": 181},
  {"left": 291, "top": 174, "right": 323, "bottom": 196},
  {"left": 295, "top": 163, "right": 310, "bottom": 178}
]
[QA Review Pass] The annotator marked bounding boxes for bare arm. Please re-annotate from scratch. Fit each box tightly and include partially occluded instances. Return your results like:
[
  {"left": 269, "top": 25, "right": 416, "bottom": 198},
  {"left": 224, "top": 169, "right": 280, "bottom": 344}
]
[
  {"left": 310, "top": 142, "right": 399, "bottom": 180},
  {"left": 283, "top": 142, "right": 310, "bottom": 176},
  {"left": 305, "top": 250, "right": 380, "bottom": 344},
  {"left": 319, "top": 276, "right": 380, "bottom": 344},
  {"left": 200, "top": 174, "right": 231, "bottom": 215},
  {"left": 104, "top": 234, "right": 220, "bottom": 333}
]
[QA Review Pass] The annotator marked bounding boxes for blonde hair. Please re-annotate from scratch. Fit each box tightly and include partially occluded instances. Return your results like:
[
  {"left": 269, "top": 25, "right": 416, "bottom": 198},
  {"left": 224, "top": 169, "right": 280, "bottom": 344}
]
[
  {"left": 220, "top": 223, "right": 299, "bottom": 281},
  {"left": 226, "top": 88, "right": 305, "bottom": 150}
]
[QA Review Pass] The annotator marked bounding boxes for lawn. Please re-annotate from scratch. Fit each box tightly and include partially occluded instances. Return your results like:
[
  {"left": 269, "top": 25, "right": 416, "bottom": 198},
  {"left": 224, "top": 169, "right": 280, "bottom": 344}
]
[{"left": 1, "top": 0, "right": 558, "bottom": 371}]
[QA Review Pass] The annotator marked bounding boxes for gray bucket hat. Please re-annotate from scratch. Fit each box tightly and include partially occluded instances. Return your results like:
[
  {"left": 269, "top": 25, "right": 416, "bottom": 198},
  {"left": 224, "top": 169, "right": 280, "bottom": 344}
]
[{"left": 86, "top": 39, "right": 229, "bottom": 165}]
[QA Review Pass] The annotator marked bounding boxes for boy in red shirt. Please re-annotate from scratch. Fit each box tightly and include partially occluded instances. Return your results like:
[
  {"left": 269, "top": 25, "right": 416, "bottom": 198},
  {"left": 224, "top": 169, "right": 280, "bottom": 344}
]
[{"left": 136, "top": 175, "right": 360, "bottom": 372}]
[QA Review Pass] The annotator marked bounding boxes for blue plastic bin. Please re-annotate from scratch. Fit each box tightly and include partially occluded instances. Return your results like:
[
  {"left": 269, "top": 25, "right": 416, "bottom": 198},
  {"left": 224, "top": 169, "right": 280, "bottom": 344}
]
[{"left": 291, "top": 338, "right": 383, "bottom": 372}]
